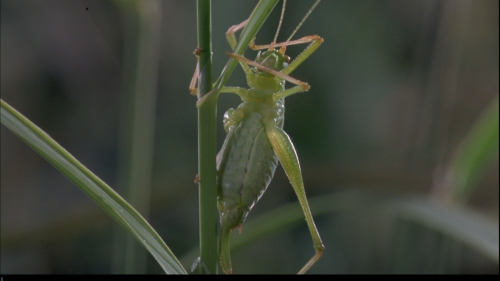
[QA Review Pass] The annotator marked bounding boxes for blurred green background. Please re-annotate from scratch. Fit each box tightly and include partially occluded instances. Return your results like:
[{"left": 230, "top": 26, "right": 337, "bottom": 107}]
[{"left": 1, "top": 0, "right": 498, "bottom": 274}]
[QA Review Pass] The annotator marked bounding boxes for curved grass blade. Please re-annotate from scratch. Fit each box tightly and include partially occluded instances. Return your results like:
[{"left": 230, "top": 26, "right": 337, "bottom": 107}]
[
  {"left": 444, "top": 95, "right": 499, "bottom": 203},
  {"left": 1, "top": 99, "right": 187, "bottom": 274},
  {"left": 389, "top": 196, "right": 499, "bottom": 263}
]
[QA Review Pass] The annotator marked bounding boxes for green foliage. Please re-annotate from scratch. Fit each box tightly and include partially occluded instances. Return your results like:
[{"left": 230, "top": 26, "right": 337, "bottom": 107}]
[{"left": 444, "top": 96, "right": 499, "bottom": 203}]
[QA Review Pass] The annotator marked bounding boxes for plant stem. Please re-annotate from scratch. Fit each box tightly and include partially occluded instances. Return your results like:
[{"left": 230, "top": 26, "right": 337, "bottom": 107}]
[
  {"left": 197, "top": 0, "right": 218, "bottom": 274},
  {"left": 195, "top": 0, "right": 279, "bottom": 274}
]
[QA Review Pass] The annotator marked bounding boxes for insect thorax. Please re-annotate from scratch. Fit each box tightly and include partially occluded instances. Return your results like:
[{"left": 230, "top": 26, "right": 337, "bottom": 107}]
[
  {"left": 237, "top": 98, "right": 285, "bottom": 129},
  {"left": 256, "top": 50, "right": 288, "bottom": 72},
  {"left": 246, "top": 74, "right": 285, "bottom": 95}
]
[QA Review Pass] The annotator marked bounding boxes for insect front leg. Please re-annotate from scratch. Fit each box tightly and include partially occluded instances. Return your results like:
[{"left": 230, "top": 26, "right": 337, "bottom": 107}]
[
  {"left": 226, "top": 19, "right": 248, "bottom": 50},
  {"left": 266, "top": 125, "right": 324, "bottom": 274},
  {"left": 226, "top": 19, "right": 253, "bottom": 75}
]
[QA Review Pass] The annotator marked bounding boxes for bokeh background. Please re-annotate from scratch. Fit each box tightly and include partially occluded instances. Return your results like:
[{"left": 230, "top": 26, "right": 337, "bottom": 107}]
[{"left": 1, "top": 0, "right": 498, "bottom": 274}]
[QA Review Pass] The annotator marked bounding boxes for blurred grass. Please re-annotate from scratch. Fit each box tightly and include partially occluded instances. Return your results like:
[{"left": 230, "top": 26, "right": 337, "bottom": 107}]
[
  {"left": 110, "top": 0, "right": 162, "bottom": 274},
  {"left": 179, "top": 189, "right": 498, "bottom": 273},
  {"left": 443, "top": 95, "right": 499, "bottom": 203}
]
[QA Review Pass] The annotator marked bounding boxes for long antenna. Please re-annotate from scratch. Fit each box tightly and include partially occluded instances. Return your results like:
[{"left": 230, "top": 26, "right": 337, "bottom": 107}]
[
  {"left": 272, "top": 0, "right": 287, "bottom": 44},
  {"left": 286, "top": 0, "right": 321, "bottom": 42}
]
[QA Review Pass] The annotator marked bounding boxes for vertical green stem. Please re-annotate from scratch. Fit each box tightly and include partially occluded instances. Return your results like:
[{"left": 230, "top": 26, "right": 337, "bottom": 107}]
[
  {"left": 194, "top": 0, "right": 279, "bottom": 274},
  {"left": 197, "top": 0, "right": 218, "bottom": 274}
]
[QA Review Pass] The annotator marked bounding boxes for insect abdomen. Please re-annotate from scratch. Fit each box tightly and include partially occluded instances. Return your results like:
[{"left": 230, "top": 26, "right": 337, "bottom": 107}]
[{"left": 218, "top": 111, "right": 279, "bottom": 230}]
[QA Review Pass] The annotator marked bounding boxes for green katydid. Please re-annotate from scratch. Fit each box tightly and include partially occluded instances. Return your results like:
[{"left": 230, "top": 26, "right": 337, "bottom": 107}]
[{"left": 191, "top": 0, "right": 324, "bottom": 274}]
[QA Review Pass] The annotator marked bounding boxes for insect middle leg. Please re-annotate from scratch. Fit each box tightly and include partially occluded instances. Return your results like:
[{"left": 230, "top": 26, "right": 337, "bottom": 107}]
[{"left": 218, "top": 87, "right": 251, "bottom": 131}]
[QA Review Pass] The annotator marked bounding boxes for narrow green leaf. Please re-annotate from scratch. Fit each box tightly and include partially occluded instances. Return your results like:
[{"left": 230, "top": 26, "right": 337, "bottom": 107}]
[
  {"left": 389, "top": 197, "right": 499, "bottom": 263},
  {"left": 446, "top": 95, "right": 499, "bottom": 202},
  {"left": 1, "top": 99, "right": 187, "bottom": 274}
]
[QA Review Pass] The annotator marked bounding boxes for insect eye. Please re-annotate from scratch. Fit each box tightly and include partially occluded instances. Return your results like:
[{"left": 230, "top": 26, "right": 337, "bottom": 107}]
[{"left": 285, "top": 55, "right": 291, "bottom": 63}]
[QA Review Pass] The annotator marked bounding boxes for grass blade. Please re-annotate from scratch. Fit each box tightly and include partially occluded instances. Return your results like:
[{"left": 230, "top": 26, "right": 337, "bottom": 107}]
[
  {"left": 1, "top": 99, "right": 187, "bottom": 274},
  {"left": 444, "top": 95, "right": 499, "bottom": 202},
  {"left": 389, "top": 197, "right": 499, "bottom": 263}
]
